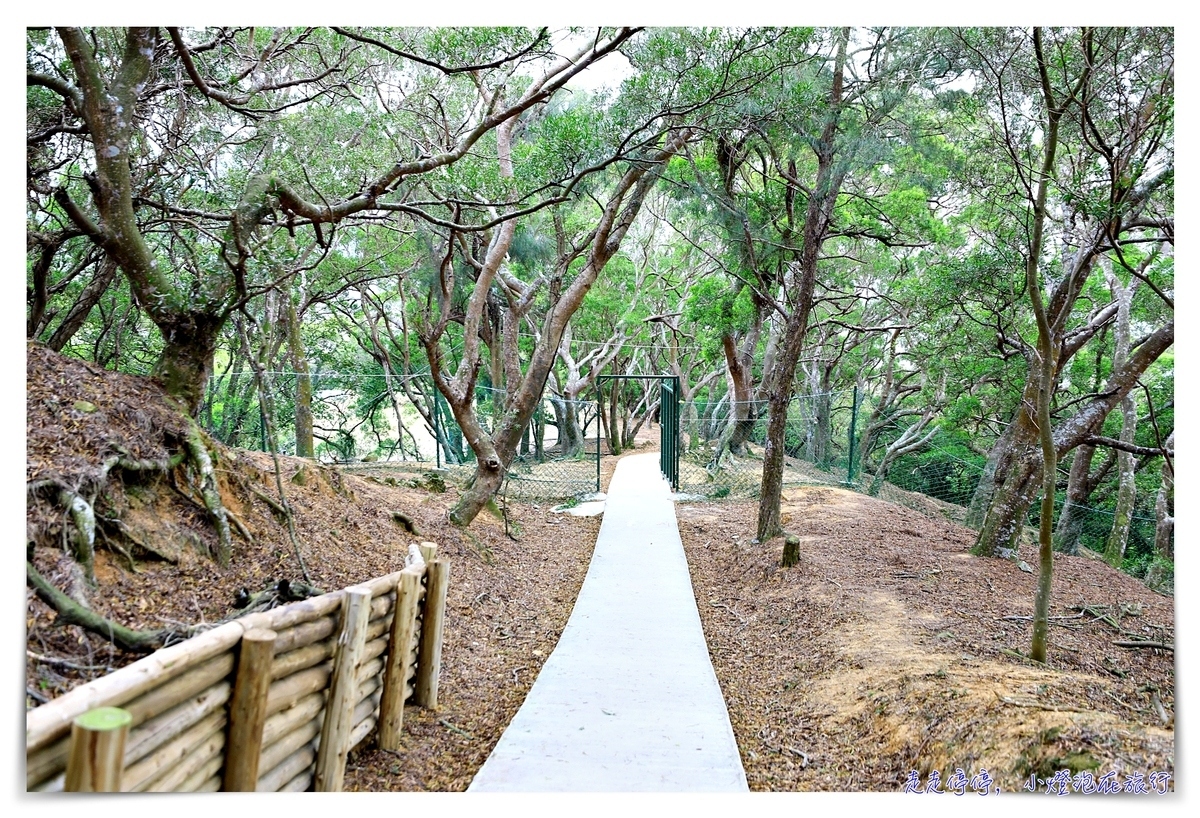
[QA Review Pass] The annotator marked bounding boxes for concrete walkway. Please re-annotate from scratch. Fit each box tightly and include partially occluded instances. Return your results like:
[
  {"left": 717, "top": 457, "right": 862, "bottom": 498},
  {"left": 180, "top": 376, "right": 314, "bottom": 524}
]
[{"left": 468, "top": 453, "right": 747, "bottom": 792}]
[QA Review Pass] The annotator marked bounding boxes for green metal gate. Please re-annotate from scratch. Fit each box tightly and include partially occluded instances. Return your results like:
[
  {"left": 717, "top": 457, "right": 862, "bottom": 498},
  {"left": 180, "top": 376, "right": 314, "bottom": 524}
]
[
  {"left": 659, "top": 376, "right": 680, "bottom": 490},
  {"left": 595, "top": 375, "right": 681, "bottom": 492}
]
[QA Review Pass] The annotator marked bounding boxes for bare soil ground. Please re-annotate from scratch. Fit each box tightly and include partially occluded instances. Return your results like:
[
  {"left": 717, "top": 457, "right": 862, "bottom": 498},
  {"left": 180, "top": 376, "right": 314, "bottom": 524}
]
[
  {"left": 678, "top": 486, "right": 1175, "bottom": 792},
  {"left": 24, "top": 343, "right": 1174, "bottom": 792}
]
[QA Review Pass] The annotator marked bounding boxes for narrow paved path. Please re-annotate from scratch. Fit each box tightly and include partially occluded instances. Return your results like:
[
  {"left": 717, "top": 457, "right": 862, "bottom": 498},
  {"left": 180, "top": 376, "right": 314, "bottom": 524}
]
[{"left": 468, "top": 453, "right": 747, "bottom": 792}]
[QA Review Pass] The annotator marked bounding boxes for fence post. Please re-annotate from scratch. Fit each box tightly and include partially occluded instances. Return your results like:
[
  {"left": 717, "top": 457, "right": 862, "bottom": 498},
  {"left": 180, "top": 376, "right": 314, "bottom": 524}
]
[
  {"left": 418, "top": 541, "right": 438, "bottom": 565},
  {"left": 314, "top": 585, "right": 372, "bottom": 792},
  {"left": 378, "top": 568, "right": 422, "bottom": 750},
  {"left": 414, "top": 560, "right": 450, "bottom": 709},
  {"left": 222, "top": 628, "right": 277, "bottom": 791},
  {"left": 64, "top": 706, "right": 132, "bottom": 792},
  {"left": 595, "top": 380, "right": 602, "bottom": 493},
  {"left": 847, "top": 385, "right": 859, "bottom": 485}
]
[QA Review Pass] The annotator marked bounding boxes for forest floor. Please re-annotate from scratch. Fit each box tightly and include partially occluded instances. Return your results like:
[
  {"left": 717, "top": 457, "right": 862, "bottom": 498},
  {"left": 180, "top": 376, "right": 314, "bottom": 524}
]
[
  {"left": 680, "top": 489, "right": 1175, "bottom": 793},
  {"left": 24, "top": 341, "right": 1174, "bottom": 792}
]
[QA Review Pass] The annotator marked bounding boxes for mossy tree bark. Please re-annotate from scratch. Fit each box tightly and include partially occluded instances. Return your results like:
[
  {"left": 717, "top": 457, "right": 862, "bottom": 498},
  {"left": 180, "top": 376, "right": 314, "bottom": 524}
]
[{"left": 1102, "top": 269, "right": 1138, "bottom": 568}]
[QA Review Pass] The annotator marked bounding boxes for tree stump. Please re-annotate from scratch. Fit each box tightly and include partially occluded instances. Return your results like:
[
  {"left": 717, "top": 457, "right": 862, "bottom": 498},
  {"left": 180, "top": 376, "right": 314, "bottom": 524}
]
[{"left": 782, "top": 535, "right": 801, "bottom": 568}]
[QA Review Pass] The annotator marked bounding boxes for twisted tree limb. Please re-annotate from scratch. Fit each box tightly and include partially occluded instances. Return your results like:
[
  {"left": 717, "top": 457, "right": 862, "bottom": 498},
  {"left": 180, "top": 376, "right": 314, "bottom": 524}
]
[{"left": 26, "top": 561, "right": 167, "bottom": 653}]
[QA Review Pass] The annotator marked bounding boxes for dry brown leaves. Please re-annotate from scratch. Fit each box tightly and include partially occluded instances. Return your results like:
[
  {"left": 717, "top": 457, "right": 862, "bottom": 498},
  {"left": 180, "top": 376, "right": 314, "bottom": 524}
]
[
  {"left": 679, "top": 485, "right": 1175, "bottom": 792},
  {"left": 25, "top": 342, "right": 606, "bottom": 790},
  {"left": 26, "top": 344, "right": 1174, "bottom": 793}
]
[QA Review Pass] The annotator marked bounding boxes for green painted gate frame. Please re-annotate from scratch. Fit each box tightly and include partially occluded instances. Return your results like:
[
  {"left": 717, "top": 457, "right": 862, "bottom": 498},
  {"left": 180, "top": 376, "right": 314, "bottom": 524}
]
[{"left": 595, "top": 375, "right": 681, "bottom": 492}]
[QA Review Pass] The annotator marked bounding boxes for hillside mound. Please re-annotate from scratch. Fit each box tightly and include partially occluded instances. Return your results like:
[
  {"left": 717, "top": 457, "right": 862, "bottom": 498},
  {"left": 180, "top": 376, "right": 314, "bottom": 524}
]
[
  {"left": 25, "top": 342, "right": 602, "bottom": 790},
  {"left": 680, "top": 486, "right": 1175, "bottom": 792}
]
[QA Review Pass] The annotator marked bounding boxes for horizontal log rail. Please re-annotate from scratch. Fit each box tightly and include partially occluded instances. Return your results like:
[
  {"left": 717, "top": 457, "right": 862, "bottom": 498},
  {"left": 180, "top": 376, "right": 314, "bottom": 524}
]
[{"left": 27, "top": 542, "right": 447, "bottom": 793}]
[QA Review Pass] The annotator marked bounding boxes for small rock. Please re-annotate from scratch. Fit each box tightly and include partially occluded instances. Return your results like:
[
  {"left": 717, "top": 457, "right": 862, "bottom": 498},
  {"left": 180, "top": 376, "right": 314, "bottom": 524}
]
[
  {"left": 532, "top": 649, "right": 544, "bottom": 658},
  {"left": 1017, "top": 560, "right": 1033, "bottom": 573},
  {"left": 73, "top": 400, "right": 97, "bottom": 413}
]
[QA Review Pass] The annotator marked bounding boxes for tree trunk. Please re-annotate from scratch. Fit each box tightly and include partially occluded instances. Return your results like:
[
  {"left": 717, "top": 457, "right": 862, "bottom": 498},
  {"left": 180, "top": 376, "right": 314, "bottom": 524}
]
[
  {"left": 451, "top": 456, "right": 506, "bottom": 525},
  {"left": 972, "top": 430, "right": 1040, "bottom": 558},
  {"left": 722, "top": 333, "right": 756, "bottom": 455},
  {"left": 813, "top": 366, "right": 833, "bottom": 467},
  {"left": 965, "top": 421, "right": 1018, "bottom": 530},
  {"left": 757, "top": 307, "right": 809, "bottom": 540},
  {"left": 1053, "top": 444, "right": 1096, "bottom": 555},
  {"left": 1154, "top": 432, "right": 1174, "bottom": 560},
  {"left": 755, "top": 28, "right": 848, "bottom": 541},
  {"left": 1102, "top": 270, "right": 1137, "bottom": 567},
  {"left": 151, "top": 313, "right": 224, "bottom": 416},
  {"left": 605, "top": 382, "right": 622, "bottom": 455},
  {"left": 534, "top": 400, "right": 546, "bottom": 461},
  {"left": 45, "top": 256, "right": 121, "bottom": 352},
  {"left": 285, "top": 294, "right": 314, "bottom": 458},
  {"left": 1103, "top": 392, "right": 1138, "bottom": 567}
]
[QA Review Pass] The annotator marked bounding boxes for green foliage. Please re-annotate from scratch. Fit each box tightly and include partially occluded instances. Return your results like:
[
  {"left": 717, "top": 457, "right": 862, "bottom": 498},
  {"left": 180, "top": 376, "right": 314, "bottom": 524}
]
[
  {"left": 26, "top": 27, "right": 1172, "bottom": 576},
  {"left": 683, "top": 277, "right": 754, "bottom": 362}
]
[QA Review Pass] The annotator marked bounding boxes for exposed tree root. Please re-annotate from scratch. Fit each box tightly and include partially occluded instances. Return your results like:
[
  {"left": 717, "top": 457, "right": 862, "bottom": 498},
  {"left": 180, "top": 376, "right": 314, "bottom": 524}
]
[
  {"left": 183, "top": 418, "right": 233, "bottom": 565},
  {"left": 225, "top": 505, "right": 253, "bottom": 543},
  {"left": 231, "top": 579, "right": 324, "bottom": 615},
  {"left": 390, "top": 510, "right": 420, "bottom": 534},
  {"left": 26, "top": 561, "right": 168, "bottom": 653},
  {"left": 100, "top": 448, "right": 184, "bottom": 477},
  {"left": 58, "top": 488, "right": 97, "bottom": 587},
  {"left": 248, "top": 483, "right": 288, "bottom": 517},
  {"left": 1113, "top": 640, "right": 1174, "bottom": 652}
]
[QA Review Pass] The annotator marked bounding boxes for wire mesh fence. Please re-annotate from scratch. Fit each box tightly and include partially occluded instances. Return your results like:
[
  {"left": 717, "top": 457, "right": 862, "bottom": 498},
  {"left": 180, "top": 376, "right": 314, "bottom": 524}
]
[
  {"left": 673, "top": 389, "right": 860, "bottom": 498},
  {"left": 671, "top": 387, "right": 1164, "bottom": 572},
  {"left": 210, "top": 367, "right": 1166, "bottom": 567},
  {"left": 858, "top": 417, "right": 1161, "bottom": 568}
]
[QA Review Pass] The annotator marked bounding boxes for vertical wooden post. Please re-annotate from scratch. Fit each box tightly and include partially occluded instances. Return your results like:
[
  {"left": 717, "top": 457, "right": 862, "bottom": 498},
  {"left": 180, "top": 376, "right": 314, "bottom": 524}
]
[
  {"left": 414, "top": 560, "right": 449, "bottom": 709},
  {"left": 782, "top": 535, "right": 801, "bottom": 568},
  {"left": 418, "top": 541, "right": 438, "bottom": 565},
  {"left": 377, "top": 569, "right": 422, "bottom": 750},
  {"left": 222, "top": 628, "right": 277, "bottom": 791},
  {"left": 65, "top": 707, "right": 132, "bottom": 792},
  {"left": 314, "top": 585, "right": 372, "bottom": 792}
]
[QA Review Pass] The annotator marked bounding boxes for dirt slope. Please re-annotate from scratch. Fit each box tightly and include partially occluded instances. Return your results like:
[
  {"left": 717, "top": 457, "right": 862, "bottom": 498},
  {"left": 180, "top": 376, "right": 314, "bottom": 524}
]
[
  {"left": 680, "top": 486, "right": 1175, "bottom": 792},
  {"left": 24, "top": 342, "right": 602, "bottom": 790}
]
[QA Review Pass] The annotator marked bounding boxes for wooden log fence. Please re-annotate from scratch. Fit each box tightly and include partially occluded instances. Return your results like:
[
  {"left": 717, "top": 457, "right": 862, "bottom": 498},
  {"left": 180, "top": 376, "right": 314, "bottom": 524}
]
[{"left": 29, "top": 542, "right": 447, "bottom": 793}]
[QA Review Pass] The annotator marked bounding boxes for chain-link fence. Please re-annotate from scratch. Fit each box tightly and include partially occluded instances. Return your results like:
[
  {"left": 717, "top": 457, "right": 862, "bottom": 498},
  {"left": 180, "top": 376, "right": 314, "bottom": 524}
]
[
  {"left": 860, "top": 417, "right": 1162, "bottom": 572},
  {"left": 669, "top": 387, "right": 1164, "bottom": 574},
  {"left": 369, "top": 384, "right": 604, "bottom": 502},
  {"left": 674, "top": 388, "right": 860, "bottom": 498},
  {"left": 211, "top": 367, "right": 1167, "bottom": 569},
  {"left": 204, "top": 368, "right": 607, "bottom": 502}
]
